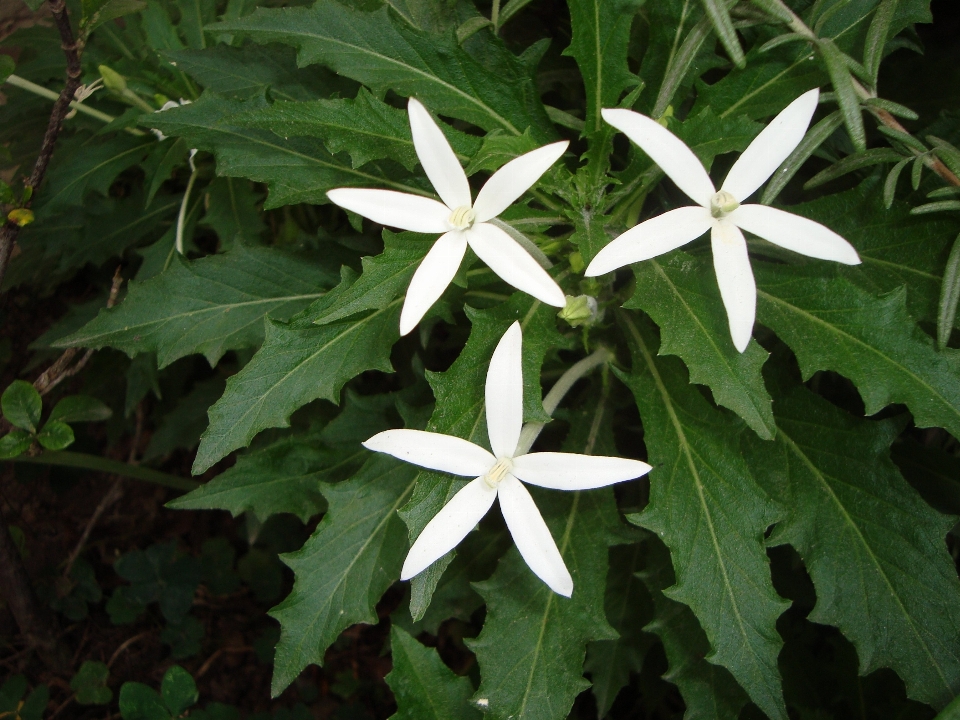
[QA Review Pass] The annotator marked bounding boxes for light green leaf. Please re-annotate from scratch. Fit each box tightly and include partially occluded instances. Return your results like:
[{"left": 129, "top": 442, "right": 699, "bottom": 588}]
[
  {"left": 55, "top": 243, "right": 337, "bottom": 369},
  {"left": 755, "top": 265, "right": 960, "bottom": 439},
  {"left": 235, "top": 88, "right": 482, "bottom": 172},
  {"left": 210, "top": 1, "right": 556, "bottom": 141},
  {"left": 193, "top": 298, "right": 402, "bottom": 473},
  {"left": 270, "top": 455, "right": 417, "bottom": 695},
  {"left": 584, "top": 542, "right": 656, "bottom": 718},
  {"left": 637, "top": 537, "right": 750, "bottom": 719},
  {"left": 169, "top": 428, "right": 368, "bottom": 523},
  {"left": 144, "top": 93, "right": 427, "bottom": 209},
  {"left": 386, "top": 626, "right": 481, "bottom": 720},
  {"left": 617, "top": 313, "right": 789, "bottom": 720},
  {"left": 309, "top": 232, "right": 432, "bottom": 326},
  {"left": 744, "top": 384, "right": 960, "bottom": 709},
  {"left": 699, "top": 0, "right": 744, "bottom": 69},
  {"left": 563, "top": 0, "right": 642, "bottom": 135},
  {"left": 49, "top": 395, "right": 113, "bottom": 424},
  {"left": 36, "top": 421, "right": 75, "bottom": 451},
  {"left": 2, "top": 380, "right": 42, "bottom": 432},
  {"left": 625, "top": 252, "right": 775, "bottom": 440}
]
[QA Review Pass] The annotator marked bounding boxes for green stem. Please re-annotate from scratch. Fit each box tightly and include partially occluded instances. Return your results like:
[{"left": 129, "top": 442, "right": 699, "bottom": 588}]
[
  {"left": 5, "top": 74, "right": 145, "bottom": 135},
  {"left": 515, "top": 346, "right": 614, "bottom": 455},
  {"left": 491, "top": 0, "right": 501, "bottom": 31},
  {"left": 176, "top": 166, "right": 200, "bottom": 255},
  {"left": 10, "top": 451, "right": 198, "bottom": 492}
]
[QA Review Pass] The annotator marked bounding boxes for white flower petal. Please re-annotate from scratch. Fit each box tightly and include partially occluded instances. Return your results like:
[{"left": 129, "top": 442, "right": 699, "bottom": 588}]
[
  {"left": 498, "top": 476, "right": 573, "bottom": 597},
  {"left": 731, "top": 204, "right": 861, "bottom": 265},
  {"left": 401, "top": 477, "right": 498, "bottom": 580},
  {"left": 472, "top": 141, "right": 569, "bottom": 222},
  {"left": 326, "top": 188, "right": 450, "bottom": 233},
  {"left": 408, "top": 98, "right": 471, "bottom": 210},
  {"left": 721, "top": 88, "right": 820, "bottom": 203},
  {"left": 711, "top": 219, "right": 756, "bottom": 353},
  {"left": 511, "top": 452, "right": 651, "bottom": 490},
  {"left": 400, "top": 231, "right": 468, "bottom": 336},
  {"left": 601, "top": 108, "right": 716, "bottom": 207},
  {"left": 584, "top": 206, "right": 711, "bottom": 276},
  {"left": 467, "top": 223, "right": 566, "bottom": 307},
  {"left": 363, "top": 429, "right": 495, "bottom": 476},
  {"left": 485, "top": 321, "right": 524, "bottom": 459}
]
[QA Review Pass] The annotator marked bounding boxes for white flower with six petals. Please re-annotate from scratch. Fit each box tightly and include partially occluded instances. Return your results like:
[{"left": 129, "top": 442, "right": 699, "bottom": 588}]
[
  {"left": 363, "top": 322, "right": 651, "bottom": 596},
  {"left": 328, "top": 99, "right": 568, "bottom": 336},
  {"left": 585, "top": 89, "right": 861, "bottom": 352}
]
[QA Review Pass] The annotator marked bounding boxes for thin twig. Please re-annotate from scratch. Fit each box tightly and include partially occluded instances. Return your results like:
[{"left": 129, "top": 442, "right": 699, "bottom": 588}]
[
  {"left": 47, "top": 693, "right": 75, "bottom": 720},
  {"left": 0, "top": 0, "right": 83, "bottom": 292},
  {"left": 107, "top": 631, "right": 152, "bottom": 668}
]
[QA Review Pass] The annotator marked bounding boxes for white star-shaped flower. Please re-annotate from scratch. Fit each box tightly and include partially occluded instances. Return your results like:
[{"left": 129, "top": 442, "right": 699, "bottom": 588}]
[
  {"left": 363, "top": 322, "right": 651, "bottom": 596},
  {"left": 586, "top": 89, "right": 861, "bottom": 352},
  {"left": 327, "top": 99, "right": 568, "bottom": 336}
]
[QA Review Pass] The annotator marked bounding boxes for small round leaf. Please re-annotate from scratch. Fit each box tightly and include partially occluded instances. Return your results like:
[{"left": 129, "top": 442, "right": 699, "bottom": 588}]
[
  {"left": 161, "top": 665, "right": 198, "bottom": 715},
  {"left": 36, "top": 421, "right": 75, "bottom": 451},
  {"left": 1, "top": 380, "right": 42, "bottom": 432}
]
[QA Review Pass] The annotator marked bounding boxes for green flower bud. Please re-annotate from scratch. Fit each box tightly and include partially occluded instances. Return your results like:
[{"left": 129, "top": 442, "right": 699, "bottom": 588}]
[
  {"left": 98, "top": 65, "right": 127, "bottom": 94},
  {"left": 558, "top": 294, "right": 599, "bottom": 327}
]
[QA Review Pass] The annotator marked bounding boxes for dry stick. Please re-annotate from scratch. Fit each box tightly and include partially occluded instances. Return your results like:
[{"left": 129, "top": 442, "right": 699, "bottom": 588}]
[
  {"left": 0, "top": 0, "right": 82, "bottom": 291},
  {"left": 107, "top": 630, "right": 152, "bottom": 668}
]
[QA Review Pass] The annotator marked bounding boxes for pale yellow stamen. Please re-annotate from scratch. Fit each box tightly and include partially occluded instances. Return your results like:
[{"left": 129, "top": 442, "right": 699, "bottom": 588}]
[
  {"left": 484, "top": 458, "right": 513, "bottom": 488},
  {"left": 448, "top": 205, "right": 476, "bottom": 230},
  {"left": 710, "top": 190, "right": 740, "bottom": 218}
]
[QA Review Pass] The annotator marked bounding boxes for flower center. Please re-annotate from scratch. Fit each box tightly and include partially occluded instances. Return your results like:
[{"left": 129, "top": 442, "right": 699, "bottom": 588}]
[
  {"left": 710, "top": 190, "right": 740, "bottom": 218},
  {"left": 448, "top": 205, "right": 476, "bottom": 230},
  {"left": 483, "top": 458, "right": 513, "bottom": 488}
]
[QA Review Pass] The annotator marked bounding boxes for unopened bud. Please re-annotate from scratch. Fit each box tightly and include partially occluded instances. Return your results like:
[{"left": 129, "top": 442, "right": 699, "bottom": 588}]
[
  {"left": 98, "top": 64, "right": 127, "bottom": 94},
  {"left": 558, "top": 294, "right": 599, "bottom": 327},
  {"left": 8, "top": 208, "right": 34, "bottom": 227}
]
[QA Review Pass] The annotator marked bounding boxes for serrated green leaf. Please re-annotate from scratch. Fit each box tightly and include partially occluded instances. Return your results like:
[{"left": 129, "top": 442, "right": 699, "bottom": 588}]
[
  {"left": 617, "top": 313, "right": 788, "bottom": 720},
  {"left": 625, "top": 253, "right": 775, "bottom": 439},
  {"left": 270, "top": 455, "right": 417, "bottom": 695},
  {"left": 386, "top": 626, "right": 481, "bottom": 720},
  {"left": 2, "top": 380, "right": 42, "bottom": 432},
  {"left": 637, "top": 537, "right": 750, "bottom": 719},
  {"left": 210, "top": 1, "right": 555, "bottom": 141},
  {"left": 81, "top": 0, "right": 146, "bottom": 37},
  {"left": 144, "top": 93, "right": 427, "bottom": 209},
  {"left": 755, "top": 265, "right": 960, "bottom": 439},
  {"left": 197, "top": 177, "right": 265, "bottom": 250},
  {"left": 563, "top": 0, "right": 642, "bottom": 135},
  {"left": 36, "top": 421, "right": 75, "bottom": 451},
  {"left": 193, "top": 299, "right": 402, "bottom": 473},
  {"left": 398, "top": 294, "right": 568, "bottom": 610},
  {"left": 235, "top": 88, "right": 482, "bottom": 172},
  {"left": 584, "top": 542, "right": 655, "bottom": 718},
  {"left": 309, "top": 232, "right": 431, "bottom": 325},
  {"left": 744, "top": 384, "right": 960, "bottom": 709},
  {"left": 56, "top": 243, "right": 336, "bottom": 369},
  {"left": 49, "top": 395, "right": 112, "bottom": 424},
  {"left": 169, "top": 426, "right": 368, "bottom": 522}
]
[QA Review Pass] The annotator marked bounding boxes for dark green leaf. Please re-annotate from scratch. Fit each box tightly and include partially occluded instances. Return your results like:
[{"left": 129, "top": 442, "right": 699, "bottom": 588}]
[
  {"left": 270, "top": 455, "right": 417, "bottom": 695},
  {"left": 0, "top": 55, "right": 14, "bottom": 84},
  {"left": 804, "top": 148, "right": 903, "bottom": 189},
  {"left": 160, "top": 615, "right": 205, "bottom": 659},
  {"left": 81, "top": 0, "right": 146, "bottom": 37},
  {"left": 638, "top": 537, "right": 750, "bottom": 719},
  {"left": 744, "top": 384, "right": 960, "bottom": 709},
  {"left": 938, "top": 232, "right": 960, "bottom": 349},
  {"left": 145, "top": 93, "right": 426, "bottom": 209},
  {"left": 699, "top": 0, "right": 744, "bottom": 68},
  {"left": 199, "top": 177, "right": 266, "bottom": 249},
  {"left": 0, "top": 429, "right": 33, "bottom": 459},
  {"left": 143, "top": 377, "right": 225, "bottom": 460},
  {"left": 199, "top": 537, "right": 241, "bottom": 595},
  {"left": 386, "top": 626, "right": 481, "bottom": 720},
  {"left": 161, "top": 666, "right": 198, "bottom": 715},
  {"left": 36, "top": 421, "right": 75, "bottom": 451},
  {"left": 71, "top": 661, "right": 113, "bottom": 706},
  {"left": 2, "top": 380, "right": 42, "bottom": 432},
  {"left": 49, "top": 395, "right": 113, "bottom": 424},
  {"left": 114, "top": 541, "right": 201, "bottom": 624},
  {"left": 617, "top": 313, "right": 788, "bottom": 720},
  {"left": 210, "top": 1, "right": 556, "bottom": 140},
  {"left": 193, "top": 298, "right": 401, "bottom": 473},
  {"left": 56, "top": 243, "right": 336, "bottom": 369},
  {"left": 625, "top": 252, "right": 775, "bottom": 439},
  {"left": 119, "top": 683, "right": 170, "bottom": 720},
  {"left": 761, "top": 110, "right": 843, "bottom": 205},
  {"left": 819, "top": 40, "right": 866, "bottom": 152},
  {"left": 755, "top": 265, "right": 960, "bottom": 439}
]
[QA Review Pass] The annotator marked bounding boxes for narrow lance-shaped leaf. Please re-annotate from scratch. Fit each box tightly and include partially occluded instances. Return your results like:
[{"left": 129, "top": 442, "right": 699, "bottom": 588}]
[
  {"left": 755, "top": 264, "right": 960, "bottom": 439},
  {"left": 269, "top": 455, "right": 418, "bottom": 695},
  {"left": 56, "top": 243, "right": 337, "bottom": 369},
  {"left": 210, "top": 1, "right": 556, "bottom": 141},
  {"left": 386, "top": 626, "right": 481, "bottom": 720},
  {"left": 193, "top": 297, "right": 402, "bottom": 473},
  {"left": 938, "top": 232, "right": 960, "bottom": 350},
  {"left": 743, "top": 383, "right": 960, "bottom": 709},
  {"left": 625, "top": 252, "right": 775, "bottom": 440},
  {"left": 819, "top": 40, "right": 866, "bottom": 152},
  {"left": 617, "top": 312, "right": 789, "bottom": 720}
]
